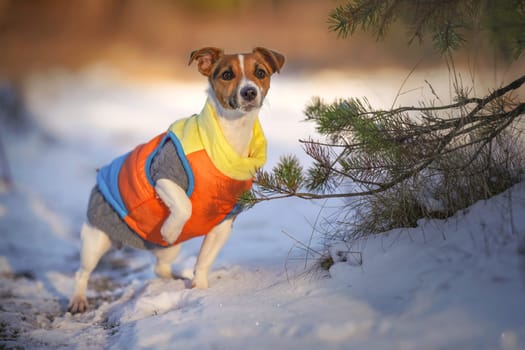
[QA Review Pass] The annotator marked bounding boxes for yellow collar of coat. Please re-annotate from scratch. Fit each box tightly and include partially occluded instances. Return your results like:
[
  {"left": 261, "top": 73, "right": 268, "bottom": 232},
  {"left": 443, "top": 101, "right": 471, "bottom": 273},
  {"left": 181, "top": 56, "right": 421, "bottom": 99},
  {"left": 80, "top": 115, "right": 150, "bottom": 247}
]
[{"left": 169, "top": 101, "right": 267, "bottom": 181}]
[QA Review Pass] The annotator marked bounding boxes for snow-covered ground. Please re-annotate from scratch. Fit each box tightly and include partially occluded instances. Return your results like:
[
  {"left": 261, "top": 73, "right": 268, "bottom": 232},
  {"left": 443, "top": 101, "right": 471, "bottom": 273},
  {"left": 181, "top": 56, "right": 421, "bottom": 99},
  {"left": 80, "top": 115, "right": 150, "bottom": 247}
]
[{"left": 1, "top": 66, "right": 524, "bottom": 349}]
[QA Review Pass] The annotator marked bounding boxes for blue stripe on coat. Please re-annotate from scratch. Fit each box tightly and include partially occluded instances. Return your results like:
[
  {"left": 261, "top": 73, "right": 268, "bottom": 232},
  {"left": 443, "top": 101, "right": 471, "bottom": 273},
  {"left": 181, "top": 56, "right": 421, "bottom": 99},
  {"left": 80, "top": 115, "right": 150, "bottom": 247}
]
[{"left": 96, "top": 152, "right": 130, "bottom": 218}]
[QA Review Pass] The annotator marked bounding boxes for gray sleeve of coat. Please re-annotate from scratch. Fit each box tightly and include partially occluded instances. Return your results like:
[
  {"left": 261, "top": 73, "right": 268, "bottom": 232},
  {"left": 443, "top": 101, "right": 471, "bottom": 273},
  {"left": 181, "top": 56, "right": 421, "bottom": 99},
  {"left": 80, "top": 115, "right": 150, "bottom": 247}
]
[{"left": 150, "top": 141, "right": 189, "bottom": 193}]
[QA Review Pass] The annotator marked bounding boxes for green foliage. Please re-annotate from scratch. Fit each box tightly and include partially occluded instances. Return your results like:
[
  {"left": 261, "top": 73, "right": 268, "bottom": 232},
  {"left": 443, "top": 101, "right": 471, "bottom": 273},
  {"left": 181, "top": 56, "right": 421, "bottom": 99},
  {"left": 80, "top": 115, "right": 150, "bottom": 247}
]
[
  {"left": 432, "top": 23, "right": 467, "bottom": 54},
  {"left": 328, "top": 0, "right": 396, "bottom": 38},
  {"left": 239, "top": 190, "right": 258, "bottom": 210},
  {"left": 304, "top": 97, "right": 411, "bottom": 157},
  {"left": 305, "top": 97, "right": 378, "bottom": 143},
  {"left": 244, "top": 155, "right": 305, "bottom": 206},
  {"left": 328, "top": 0, "right": 525, "bottom": 58},
  {"left": 272, "top": 155, "right": 304, "bottom": 192}
]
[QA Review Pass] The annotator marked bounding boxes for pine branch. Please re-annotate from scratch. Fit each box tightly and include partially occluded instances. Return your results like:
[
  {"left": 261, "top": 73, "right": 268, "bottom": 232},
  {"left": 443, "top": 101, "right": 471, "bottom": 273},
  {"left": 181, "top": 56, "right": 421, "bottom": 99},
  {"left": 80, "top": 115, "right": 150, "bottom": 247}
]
[{"left": 245, "top": 75, "right": 525, "bottom": 207}]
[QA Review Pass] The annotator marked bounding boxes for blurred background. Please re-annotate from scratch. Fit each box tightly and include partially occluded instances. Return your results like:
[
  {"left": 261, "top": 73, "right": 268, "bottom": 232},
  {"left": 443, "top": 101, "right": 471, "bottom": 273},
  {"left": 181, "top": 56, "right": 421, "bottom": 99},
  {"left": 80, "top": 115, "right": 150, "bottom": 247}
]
[
  {"left": 1, "top": 0, "right": 524, "bottom": 83},
  {"left": 0, "top": 0, "right": 453, "bottom": 82}
]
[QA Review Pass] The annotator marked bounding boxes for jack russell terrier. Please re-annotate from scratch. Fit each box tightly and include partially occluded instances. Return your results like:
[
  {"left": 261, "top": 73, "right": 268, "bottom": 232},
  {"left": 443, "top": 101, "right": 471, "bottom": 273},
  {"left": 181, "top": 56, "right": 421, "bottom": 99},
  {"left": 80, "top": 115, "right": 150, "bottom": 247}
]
[{"left": 68, "top": 47, "right": 285, "bottom": 313}]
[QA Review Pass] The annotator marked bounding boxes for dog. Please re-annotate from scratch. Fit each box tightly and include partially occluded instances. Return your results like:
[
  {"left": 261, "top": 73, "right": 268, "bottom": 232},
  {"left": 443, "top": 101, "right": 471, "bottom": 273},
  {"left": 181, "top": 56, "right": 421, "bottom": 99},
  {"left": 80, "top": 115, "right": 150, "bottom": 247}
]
[{"left": 68, "top": 47, "right": 285, "bottom": 313}]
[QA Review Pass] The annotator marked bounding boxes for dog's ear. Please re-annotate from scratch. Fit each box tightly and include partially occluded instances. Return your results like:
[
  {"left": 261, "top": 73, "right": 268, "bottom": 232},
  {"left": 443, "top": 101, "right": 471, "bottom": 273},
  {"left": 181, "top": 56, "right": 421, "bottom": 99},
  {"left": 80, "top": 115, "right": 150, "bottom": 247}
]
[
  {"left": 253, "top": 47, "right": 285, "bottom": 74},
  {"left": 189, "top": 47, "right": 224, "bottom": 77}
]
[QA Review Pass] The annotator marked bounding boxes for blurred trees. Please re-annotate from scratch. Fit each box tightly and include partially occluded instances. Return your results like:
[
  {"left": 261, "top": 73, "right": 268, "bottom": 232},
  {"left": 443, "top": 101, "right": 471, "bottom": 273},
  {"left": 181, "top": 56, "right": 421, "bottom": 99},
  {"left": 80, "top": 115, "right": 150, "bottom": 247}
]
[
  {"left": 0, "top": 0, "right": 356, "bottom": 80},
  {"left": 0, "top": 0, "right": 492, "bottom": 81}
]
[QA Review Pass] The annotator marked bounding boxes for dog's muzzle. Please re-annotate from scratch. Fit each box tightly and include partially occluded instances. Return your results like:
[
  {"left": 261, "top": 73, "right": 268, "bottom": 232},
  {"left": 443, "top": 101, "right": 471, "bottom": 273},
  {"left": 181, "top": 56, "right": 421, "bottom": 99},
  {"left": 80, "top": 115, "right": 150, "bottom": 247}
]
[
  {"left": 229, "top": 84, "right": 260, "bottom": 111},
  {"left": 240, "top": 86, "right": 257, "bottom": 102}
]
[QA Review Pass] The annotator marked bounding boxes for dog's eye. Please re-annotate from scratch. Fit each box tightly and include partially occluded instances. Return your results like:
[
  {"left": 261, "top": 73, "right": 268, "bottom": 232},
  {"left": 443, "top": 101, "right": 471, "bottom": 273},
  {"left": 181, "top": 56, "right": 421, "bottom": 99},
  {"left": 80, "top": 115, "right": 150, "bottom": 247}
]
[
  {"left": 222, "top": 71, "right": 235, "bottom": 81},
  {"left": 255, "top": 68, "right": 266, "bottom": 79}
]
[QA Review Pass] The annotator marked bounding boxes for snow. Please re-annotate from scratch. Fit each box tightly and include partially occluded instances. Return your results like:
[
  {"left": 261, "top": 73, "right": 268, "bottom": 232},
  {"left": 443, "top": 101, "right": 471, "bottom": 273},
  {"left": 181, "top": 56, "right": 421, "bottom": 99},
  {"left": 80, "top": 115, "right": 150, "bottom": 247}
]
[{"left": 1, "top": 66, "right": 524, "bottom": 349}]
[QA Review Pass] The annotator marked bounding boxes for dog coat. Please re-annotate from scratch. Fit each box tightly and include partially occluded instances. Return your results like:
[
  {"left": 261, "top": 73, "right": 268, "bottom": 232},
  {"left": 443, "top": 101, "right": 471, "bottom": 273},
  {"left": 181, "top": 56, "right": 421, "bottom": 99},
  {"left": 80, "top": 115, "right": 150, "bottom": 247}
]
[{"left": 96, "top": 101, "right": 267, "bottom": 246}]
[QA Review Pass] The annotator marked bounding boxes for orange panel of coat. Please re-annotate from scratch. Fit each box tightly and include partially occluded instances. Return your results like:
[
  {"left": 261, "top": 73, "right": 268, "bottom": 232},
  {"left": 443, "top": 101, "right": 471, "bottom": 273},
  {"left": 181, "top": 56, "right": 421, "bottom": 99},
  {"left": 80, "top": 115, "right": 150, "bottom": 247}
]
[{"left": 118, "top": 133, "right": 252, "bottom": 247}]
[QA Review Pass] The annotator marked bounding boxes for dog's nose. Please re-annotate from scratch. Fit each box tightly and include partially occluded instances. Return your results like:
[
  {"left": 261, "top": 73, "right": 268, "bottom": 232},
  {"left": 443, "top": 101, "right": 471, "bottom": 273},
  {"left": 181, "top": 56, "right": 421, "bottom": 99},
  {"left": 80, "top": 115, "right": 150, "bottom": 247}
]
[{"left": 240, "top": 86, "right": 257, "bottom": 102}]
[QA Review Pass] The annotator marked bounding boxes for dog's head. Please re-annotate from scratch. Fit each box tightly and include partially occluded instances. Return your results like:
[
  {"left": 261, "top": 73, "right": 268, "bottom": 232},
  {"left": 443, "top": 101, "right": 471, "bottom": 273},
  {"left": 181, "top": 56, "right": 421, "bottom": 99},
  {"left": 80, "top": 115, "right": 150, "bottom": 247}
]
[{"left": 189, "top": 47, "right": 285, "bottom": 114}]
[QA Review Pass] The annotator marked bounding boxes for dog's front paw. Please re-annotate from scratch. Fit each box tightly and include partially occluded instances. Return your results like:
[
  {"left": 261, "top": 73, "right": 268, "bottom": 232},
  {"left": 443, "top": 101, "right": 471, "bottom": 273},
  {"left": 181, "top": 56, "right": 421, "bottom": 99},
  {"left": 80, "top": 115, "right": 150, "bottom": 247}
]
[
  {"left": 68, "top": 295, "right": 88, "bottom": 314},
  {"left": 154, "top": 263, "right": 173, "bottom": 279},
  {"left": 191, "top": 276, "right": 209, "bottom": 289},
  {"left": 160, "top": 215, "right": 184, "bottom": 244}
]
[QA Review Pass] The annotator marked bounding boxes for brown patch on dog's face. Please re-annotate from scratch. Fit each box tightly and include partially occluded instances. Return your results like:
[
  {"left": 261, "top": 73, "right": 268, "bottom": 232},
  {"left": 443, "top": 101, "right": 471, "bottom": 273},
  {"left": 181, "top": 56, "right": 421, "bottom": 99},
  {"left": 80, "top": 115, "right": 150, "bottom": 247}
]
[
  {"left": 189, "top": 47, "right": 285, "bottom": 112},
  {"left": 209, "top": 54, "right": 244, "bottom": 110}
]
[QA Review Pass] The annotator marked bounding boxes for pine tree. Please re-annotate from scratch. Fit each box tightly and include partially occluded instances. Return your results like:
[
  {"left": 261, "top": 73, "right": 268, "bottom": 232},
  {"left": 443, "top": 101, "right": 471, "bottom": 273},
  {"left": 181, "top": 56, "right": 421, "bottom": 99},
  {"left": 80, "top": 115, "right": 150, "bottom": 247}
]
[{"left": 244, "top": 0, "right": 525, "bottom": 240}]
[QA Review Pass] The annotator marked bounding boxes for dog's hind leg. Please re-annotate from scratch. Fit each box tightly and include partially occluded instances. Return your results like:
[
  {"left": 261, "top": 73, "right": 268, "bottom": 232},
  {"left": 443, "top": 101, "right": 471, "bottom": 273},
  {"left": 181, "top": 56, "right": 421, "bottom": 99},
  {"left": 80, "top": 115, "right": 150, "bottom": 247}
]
[
  {"left": 68, "top": 222, "right": 112, "bottom": 314},
  {"left": 153, "top": 244, "right": 182, "bottom": 279}
]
